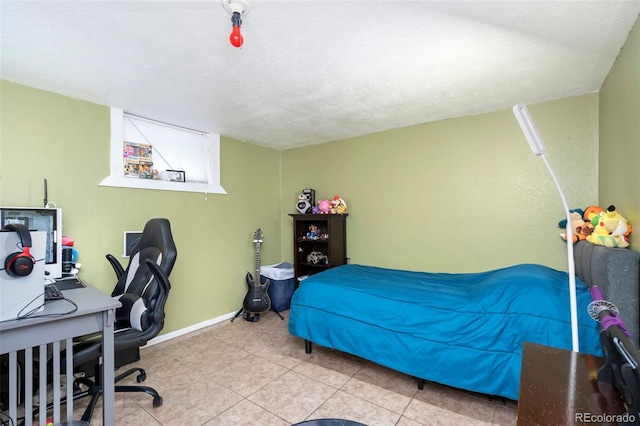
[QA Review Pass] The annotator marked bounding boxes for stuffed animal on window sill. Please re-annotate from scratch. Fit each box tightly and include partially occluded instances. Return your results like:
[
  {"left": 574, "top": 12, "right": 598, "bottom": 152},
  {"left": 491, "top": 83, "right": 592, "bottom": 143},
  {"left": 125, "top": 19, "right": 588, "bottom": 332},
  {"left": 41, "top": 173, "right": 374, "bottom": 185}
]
[{"left": 586, "top": 205, "right": 632, "bottom": 248}]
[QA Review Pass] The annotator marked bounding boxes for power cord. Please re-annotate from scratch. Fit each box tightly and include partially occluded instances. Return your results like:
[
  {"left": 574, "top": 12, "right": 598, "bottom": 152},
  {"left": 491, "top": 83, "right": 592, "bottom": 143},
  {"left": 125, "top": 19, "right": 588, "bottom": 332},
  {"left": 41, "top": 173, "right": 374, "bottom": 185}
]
[
  {"left": 15, "top": 292, "right": 78, "bottom": 320},
  {"left": 0, "top": 409, "right": 15, "bottom": 426}
]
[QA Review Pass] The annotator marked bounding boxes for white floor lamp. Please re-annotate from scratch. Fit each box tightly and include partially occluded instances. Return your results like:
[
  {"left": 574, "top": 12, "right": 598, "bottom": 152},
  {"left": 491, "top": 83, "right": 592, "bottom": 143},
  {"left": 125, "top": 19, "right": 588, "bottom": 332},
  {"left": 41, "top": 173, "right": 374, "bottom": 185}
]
[{"left": 512, "top": 103, "right": 579, "bottom": 353}]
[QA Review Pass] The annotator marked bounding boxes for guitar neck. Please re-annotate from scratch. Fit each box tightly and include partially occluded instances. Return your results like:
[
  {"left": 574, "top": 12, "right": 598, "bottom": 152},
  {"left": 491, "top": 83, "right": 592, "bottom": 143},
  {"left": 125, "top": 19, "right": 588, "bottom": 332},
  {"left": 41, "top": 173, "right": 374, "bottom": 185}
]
[{"left": 255, "top": 242, "right": 261, "bottom": 281}]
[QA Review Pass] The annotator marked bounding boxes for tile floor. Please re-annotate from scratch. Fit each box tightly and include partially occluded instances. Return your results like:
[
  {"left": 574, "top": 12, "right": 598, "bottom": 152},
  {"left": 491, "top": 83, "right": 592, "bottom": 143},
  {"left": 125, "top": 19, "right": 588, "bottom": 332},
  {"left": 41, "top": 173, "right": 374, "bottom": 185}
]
[{"left": 74, "top": 311, "right": 518, "bottom": 425}]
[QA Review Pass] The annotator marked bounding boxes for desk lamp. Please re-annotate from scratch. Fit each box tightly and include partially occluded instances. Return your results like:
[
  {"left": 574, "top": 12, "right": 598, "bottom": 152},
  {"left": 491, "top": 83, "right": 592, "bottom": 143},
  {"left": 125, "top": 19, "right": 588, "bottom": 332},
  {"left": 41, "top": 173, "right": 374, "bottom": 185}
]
[{"left": 513, "top": 103, "right": 579, "bottom": 353}]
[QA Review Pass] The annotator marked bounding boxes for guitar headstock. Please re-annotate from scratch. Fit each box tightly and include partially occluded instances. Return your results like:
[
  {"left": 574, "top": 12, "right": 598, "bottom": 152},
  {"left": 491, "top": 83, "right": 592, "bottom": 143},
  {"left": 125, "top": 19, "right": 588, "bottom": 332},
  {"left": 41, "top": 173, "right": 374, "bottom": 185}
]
[{"left": 253, "top": 228, "right": 264, "bottom": 244}]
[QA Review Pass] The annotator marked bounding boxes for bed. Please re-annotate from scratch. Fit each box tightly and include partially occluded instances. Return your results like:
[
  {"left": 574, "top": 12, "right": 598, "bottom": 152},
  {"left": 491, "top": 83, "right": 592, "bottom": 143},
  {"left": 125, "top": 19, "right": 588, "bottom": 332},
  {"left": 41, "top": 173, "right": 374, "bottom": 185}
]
[{"left": 288, "top": 241, "right": 640, "bottom": 401}]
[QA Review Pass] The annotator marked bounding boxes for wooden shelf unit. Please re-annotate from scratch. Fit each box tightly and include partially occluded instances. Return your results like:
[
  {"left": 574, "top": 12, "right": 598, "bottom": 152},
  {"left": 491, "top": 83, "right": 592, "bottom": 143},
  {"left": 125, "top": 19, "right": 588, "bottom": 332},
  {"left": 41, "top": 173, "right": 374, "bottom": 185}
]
[{"left": 289, "top": 214, "right": 348, "bottom": 287}]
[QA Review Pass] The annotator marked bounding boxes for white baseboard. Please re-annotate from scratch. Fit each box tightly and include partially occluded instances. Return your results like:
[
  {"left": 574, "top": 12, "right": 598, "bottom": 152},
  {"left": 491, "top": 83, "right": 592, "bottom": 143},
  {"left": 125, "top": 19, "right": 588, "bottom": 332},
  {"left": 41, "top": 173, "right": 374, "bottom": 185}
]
[{"left": 143, "top": 310, "right": 237, "bottom": 348}]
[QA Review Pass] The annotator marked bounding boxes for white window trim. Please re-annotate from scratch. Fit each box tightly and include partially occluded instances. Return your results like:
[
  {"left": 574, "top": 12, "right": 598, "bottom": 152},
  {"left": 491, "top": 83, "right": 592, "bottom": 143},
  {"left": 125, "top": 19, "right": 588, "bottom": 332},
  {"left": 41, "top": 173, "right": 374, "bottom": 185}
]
[{"left": 99, "top": 108, "right": 227, "bottom": 194}]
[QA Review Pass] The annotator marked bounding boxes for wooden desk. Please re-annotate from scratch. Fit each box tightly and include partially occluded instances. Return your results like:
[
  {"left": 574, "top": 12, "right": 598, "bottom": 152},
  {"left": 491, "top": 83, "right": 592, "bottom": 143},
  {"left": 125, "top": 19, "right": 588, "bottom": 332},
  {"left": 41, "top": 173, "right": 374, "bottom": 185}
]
[
  {"left": 0, "top": 284, "right": 121, "bottom": 426},
  {"left": 517, "top": 342, "right": 628, "bottom": 425}
]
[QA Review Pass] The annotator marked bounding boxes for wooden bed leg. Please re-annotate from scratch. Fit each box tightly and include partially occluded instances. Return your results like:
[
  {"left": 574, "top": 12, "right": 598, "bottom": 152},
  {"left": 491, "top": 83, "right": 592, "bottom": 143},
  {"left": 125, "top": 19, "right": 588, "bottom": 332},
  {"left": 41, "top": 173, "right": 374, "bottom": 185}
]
[
  {"left": 417, "top": 378, "right": 425, "bottom": 390},
  {"left": 305, "top": 340, "right": 312, "bottom": 354}
]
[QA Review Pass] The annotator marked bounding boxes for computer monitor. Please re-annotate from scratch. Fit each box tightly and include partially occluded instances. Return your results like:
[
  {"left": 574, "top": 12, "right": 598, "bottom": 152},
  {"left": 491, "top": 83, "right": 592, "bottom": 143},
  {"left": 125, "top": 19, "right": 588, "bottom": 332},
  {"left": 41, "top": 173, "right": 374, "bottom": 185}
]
[{"left": 0, "top": 207, "right": 63, "bottom": 279}]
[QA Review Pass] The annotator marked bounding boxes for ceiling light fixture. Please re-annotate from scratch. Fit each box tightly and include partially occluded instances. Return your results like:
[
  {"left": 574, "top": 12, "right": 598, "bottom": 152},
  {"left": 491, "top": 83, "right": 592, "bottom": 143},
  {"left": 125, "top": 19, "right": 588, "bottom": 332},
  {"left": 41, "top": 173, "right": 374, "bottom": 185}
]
[{"left": 222, "top": 0, "right": 250, "bottom": 48}]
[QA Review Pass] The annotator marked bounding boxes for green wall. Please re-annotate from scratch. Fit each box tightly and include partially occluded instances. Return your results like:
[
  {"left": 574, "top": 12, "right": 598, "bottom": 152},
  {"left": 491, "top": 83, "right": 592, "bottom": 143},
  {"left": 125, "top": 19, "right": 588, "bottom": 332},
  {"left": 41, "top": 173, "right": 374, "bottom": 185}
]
[
  {"left": 599, "top": 15, "right": 640, "bottom": 253},
  {"left": 281, "top": 95, "right": 599, "bottom": 273},
  {"left": 2, "top": 14, "right": 638, "bottom": 337},
  {"left": 0, "top": 80, "right": 283, "bottom": 334}
]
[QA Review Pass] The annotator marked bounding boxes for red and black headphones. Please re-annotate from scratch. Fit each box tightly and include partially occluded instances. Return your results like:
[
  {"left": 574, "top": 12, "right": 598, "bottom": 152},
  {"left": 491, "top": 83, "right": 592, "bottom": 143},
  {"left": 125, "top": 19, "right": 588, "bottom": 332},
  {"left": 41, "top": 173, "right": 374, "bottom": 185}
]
[{"left": 3, "top": 223, "right": 35, "bottom": 277}]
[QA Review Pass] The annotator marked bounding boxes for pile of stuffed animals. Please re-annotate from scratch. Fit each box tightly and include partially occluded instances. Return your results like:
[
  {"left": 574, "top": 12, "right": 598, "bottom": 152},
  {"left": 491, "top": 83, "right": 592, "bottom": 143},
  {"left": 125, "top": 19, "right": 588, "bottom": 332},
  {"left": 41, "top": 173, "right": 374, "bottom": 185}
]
[
  {"left": 559, "top": 205, "right": 632, "bottom": 248},
  {"left": 296, "top": 193, "right": 347, "bottom": 215}
]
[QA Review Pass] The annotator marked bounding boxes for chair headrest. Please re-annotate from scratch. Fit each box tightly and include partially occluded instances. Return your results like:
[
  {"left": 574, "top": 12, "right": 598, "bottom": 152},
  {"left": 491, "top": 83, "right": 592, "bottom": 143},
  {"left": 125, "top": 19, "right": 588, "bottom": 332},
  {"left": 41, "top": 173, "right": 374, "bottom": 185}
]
[{"left": 130, "top": 218, "right": 177, "bottom": 275}]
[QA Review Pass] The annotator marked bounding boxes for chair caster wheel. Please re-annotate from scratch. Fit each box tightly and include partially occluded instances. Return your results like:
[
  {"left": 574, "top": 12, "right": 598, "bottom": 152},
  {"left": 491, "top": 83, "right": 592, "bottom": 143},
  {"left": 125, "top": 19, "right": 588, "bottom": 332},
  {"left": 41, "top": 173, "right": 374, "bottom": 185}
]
[
  {"left": 137, "top": 371, "right": 146, "bottom": 383},
  {"left": 153, "top": 396, "right": 163, "bottom": 407}
]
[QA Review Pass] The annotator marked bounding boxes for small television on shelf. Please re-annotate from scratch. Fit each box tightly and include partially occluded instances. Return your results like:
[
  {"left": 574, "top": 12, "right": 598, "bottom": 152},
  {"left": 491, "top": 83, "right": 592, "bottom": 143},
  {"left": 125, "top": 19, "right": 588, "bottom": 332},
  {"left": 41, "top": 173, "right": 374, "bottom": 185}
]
[{"left": 0, "top": 206, "right": 63, "bottom": 279}]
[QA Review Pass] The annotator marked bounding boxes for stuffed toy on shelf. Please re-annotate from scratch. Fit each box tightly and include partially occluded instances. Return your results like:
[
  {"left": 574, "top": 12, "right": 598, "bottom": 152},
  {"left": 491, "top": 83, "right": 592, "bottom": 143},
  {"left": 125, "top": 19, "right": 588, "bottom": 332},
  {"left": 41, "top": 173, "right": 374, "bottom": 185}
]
[
  {"left": 296, "top": 193, "right": 312, "bottom": 214},
  {"left": 330, "top": 195, "right": 347, "bottom": 214},
  {"left": 317, "top": 199, "right": 331, "bottom": 214}
]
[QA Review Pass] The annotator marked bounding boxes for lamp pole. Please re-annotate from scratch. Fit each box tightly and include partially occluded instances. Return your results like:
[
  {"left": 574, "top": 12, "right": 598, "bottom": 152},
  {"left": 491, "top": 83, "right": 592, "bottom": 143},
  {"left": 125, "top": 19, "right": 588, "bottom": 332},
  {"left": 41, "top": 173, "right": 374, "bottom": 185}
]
[{"left": 513, "top": 103, "right": 579, "bottom": 353}]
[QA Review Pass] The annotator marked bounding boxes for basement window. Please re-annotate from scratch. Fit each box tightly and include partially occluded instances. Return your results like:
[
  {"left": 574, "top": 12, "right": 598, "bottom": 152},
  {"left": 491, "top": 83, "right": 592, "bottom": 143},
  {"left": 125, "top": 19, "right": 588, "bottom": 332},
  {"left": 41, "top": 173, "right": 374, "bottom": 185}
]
[{"left": 100, "top": 108, "right": 227, "bottom": 194}]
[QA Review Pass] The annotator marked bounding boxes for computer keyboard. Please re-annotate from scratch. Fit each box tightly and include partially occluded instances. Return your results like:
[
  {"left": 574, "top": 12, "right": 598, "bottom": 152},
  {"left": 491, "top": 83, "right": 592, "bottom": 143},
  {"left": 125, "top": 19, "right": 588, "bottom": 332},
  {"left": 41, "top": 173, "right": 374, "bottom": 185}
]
[{"left": 44, "top": 283, "right": 65, "bottom": 301}]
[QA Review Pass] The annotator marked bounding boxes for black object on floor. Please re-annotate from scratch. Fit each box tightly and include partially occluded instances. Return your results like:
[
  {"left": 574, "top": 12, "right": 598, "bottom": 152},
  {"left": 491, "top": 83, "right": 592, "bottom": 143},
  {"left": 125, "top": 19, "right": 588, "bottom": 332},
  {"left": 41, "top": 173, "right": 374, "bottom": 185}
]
[{"left": 292, "top": 419, "right": 367, "bottom": 426}]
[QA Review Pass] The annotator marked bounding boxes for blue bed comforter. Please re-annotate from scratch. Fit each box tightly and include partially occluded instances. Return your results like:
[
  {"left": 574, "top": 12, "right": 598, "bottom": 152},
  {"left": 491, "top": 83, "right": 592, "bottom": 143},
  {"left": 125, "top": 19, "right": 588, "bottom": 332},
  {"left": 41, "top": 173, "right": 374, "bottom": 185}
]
[{"left": 288, "top": 263, "right": 601, "bottom": 400}]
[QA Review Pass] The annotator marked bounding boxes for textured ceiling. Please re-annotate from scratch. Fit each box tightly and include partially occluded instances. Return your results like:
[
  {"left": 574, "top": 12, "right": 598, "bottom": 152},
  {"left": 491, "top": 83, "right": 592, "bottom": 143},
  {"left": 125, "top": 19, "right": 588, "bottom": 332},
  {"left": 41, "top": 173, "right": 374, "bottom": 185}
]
[{"left": 1, "top": 1, "right": 639, "bottom": 150}]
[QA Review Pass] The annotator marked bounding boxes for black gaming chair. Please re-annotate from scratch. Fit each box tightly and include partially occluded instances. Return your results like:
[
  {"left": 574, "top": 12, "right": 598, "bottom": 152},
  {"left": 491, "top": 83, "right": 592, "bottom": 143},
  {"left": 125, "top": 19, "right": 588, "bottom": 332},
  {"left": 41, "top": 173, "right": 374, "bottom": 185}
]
[{"left": 54, "top": 218, "right": 177, "bottom": 422}]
